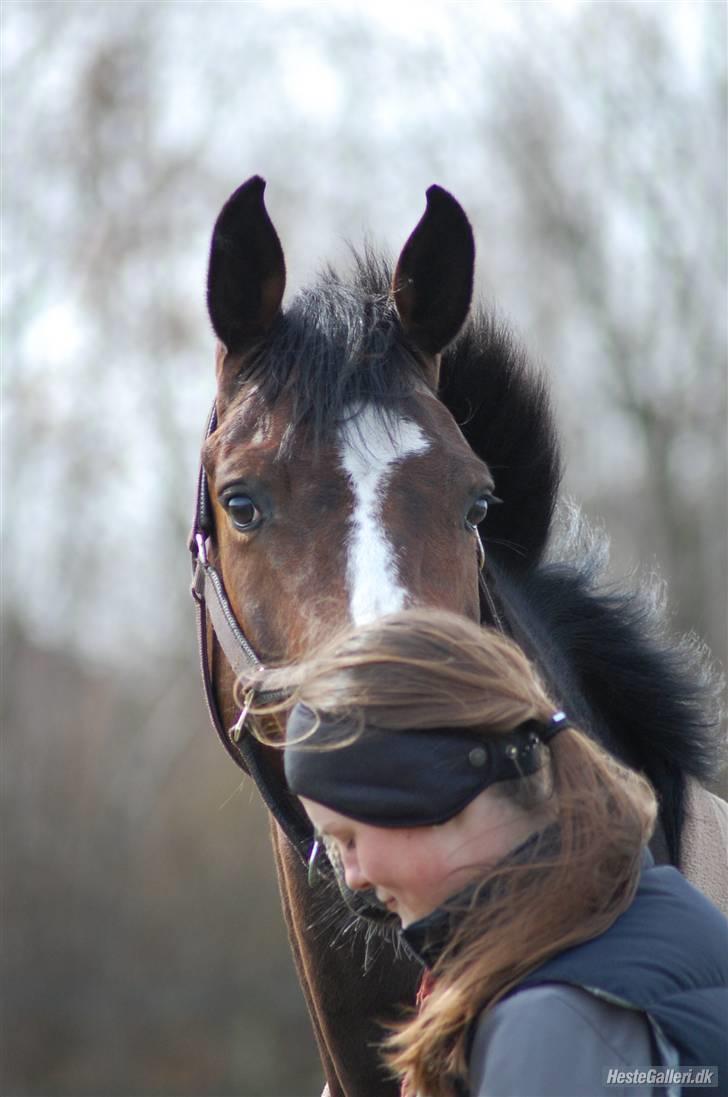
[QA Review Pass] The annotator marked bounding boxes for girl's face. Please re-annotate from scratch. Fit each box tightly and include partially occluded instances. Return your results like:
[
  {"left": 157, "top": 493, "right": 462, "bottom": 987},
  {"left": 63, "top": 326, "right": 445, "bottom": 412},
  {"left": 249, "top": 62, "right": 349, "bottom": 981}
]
[{"left": 300, "top": 789, "right": 540, "bottom": 927}]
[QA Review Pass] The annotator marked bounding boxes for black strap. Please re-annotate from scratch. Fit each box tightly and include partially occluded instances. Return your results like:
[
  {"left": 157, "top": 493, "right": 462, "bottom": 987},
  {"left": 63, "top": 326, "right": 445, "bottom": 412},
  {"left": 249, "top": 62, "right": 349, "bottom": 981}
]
[{"left": 191, "top": 556, "right": 311, "bottom": 859}]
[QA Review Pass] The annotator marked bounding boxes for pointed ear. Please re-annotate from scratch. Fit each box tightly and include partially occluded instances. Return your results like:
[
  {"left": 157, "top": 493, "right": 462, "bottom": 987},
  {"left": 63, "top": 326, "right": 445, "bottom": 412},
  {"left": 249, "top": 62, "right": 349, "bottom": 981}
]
[
  {"left": 393, "top": 185, "right": 475, "bottom": 356},
  {"left": 207, "top": 176, "right": 286, "bottom": 352}
]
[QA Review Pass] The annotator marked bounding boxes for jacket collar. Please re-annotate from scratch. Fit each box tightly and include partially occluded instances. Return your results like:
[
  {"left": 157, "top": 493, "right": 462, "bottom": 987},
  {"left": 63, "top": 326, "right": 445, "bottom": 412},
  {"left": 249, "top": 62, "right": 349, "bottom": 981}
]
[
  {"left": 400, "top": 832, "right": 653, "bottom": 970},
  {"left": 399, "top": 828, "right": 550, "bottom": 968}
]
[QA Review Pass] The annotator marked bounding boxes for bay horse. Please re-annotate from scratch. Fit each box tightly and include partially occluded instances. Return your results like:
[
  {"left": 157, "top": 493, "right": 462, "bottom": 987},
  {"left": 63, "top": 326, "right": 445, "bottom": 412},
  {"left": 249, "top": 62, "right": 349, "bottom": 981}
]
[{"left": 191, "top": 177, "right": 720, "bottom": 1097}]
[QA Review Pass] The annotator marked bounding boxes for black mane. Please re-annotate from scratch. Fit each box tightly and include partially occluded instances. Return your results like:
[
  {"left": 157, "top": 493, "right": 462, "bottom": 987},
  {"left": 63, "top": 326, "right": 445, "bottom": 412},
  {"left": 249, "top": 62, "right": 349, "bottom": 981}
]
[
  {"left": 441, "top": 312, "right": 561, "bottom": 571},
  {"left": 490, "top": 520, "right": 723, "bottom": 863}
]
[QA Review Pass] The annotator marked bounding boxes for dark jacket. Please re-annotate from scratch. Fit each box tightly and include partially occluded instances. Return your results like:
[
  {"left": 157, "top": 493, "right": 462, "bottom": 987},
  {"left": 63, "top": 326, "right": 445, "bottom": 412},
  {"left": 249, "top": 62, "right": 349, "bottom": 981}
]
[
  {"left": 515, "top": 861, "right": 728, "bottom": 1094},
  {"left": 402, "top": 853, "right": 728, "bottom": 1097}
]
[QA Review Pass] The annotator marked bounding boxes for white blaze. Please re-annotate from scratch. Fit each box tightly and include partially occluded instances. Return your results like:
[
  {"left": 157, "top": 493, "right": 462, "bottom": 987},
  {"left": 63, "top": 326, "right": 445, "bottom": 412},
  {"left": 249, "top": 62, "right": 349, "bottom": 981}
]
[{"left": 338, "top": 407, "right": 430, "bottom": 625}]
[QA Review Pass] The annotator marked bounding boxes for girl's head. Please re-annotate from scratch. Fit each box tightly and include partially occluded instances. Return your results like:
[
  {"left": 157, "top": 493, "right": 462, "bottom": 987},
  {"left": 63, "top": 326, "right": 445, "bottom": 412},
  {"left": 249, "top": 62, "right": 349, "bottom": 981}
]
[
  {"left": 279, "top": 611, "right": 568, "bottom": 925},
  {"left": 249, "top": 609, "right": 657, "bottom": 1096}
]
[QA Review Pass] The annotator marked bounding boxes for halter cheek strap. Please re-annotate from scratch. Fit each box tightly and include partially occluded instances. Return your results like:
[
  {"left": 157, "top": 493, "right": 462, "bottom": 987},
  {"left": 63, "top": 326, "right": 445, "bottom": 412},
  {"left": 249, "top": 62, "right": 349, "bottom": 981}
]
[{"left": 190, "top": 402, "right": 311, "bottom": 857}]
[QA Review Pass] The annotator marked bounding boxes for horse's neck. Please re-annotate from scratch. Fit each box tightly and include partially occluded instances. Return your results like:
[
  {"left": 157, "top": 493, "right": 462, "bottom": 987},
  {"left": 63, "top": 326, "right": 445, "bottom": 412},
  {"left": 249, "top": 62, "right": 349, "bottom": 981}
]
[{"left": 680, "top": 778, "right": 728, "bottom": 915}]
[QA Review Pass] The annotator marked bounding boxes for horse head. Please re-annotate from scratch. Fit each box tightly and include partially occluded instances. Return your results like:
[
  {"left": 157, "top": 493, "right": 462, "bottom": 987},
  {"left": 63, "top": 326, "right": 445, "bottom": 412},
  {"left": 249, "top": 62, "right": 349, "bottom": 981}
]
[{"left": 202, "top": 177, "right": 508, "bottom": 669}]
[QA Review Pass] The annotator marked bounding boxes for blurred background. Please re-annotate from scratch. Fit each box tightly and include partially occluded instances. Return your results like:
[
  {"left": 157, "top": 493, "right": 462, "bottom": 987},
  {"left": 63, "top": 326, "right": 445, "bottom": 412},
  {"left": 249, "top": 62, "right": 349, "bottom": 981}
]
[{"left": 2, "top": 2, "right": 726, "bottom": 1095}]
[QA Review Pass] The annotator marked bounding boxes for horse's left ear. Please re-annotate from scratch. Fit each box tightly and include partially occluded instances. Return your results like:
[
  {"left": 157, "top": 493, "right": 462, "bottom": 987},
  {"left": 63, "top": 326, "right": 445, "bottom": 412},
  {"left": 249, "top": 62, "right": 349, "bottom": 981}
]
[
  {"left": 207, "top": 175, "right": 286, "bottom": 353},
  {"left": 393, "top": 185, "right": 475, "bottom": 357}
]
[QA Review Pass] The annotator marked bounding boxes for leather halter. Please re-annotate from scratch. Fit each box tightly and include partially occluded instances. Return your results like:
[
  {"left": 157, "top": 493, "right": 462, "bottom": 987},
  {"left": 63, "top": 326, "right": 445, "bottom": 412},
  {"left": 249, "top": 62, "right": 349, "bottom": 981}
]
[
  {"left": 189, "top": 403, "right": 311, "bottom": 858},
  {"left": 189, "top": 401, "right": 503, "bottom": 861}
]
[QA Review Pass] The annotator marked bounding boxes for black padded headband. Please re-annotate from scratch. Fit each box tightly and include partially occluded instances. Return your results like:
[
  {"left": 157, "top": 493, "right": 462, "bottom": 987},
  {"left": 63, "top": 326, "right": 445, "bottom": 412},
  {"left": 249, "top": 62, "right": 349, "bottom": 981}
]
[{"left": 284, "top": 705, "right": 570, "bottom": 827}]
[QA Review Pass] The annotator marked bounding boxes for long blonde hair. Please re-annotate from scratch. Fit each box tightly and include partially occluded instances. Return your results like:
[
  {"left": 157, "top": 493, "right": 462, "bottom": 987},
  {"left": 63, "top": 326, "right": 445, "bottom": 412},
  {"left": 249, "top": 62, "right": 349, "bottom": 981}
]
[{"left": 245, "top": 609, "right": 657, "bottom": 1097}]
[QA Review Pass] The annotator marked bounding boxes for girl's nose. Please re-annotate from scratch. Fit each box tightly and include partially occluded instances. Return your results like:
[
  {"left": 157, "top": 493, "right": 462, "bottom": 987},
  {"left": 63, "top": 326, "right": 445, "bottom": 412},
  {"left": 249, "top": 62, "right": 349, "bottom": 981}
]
[{"left": 343, "top": 854, "right": 371, "bottom": 892}]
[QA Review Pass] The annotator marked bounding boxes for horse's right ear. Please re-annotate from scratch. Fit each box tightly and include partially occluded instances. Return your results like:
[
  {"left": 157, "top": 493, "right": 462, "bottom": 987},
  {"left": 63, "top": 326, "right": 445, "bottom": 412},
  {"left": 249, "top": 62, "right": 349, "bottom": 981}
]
[
  {"left": 393, "top": 185, "right": 474, "bottom": 356},
  {"left": 207, "top": 176, "right": 286, "bottom": 353}
]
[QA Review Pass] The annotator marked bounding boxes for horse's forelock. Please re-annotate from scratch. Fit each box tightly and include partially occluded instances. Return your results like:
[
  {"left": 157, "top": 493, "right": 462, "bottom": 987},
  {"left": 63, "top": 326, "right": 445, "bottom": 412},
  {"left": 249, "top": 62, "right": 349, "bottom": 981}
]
[{"left": 223, "top": 251, "right": 427, "bottom": 444}]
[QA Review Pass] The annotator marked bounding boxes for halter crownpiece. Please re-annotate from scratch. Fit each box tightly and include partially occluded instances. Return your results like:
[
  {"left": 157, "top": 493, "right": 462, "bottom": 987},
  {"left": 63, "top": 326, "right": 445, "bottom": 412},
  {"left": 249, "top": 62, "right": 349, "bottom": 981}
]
[{"left": 284, "top": 704, "right": 571, "bottom": 828}]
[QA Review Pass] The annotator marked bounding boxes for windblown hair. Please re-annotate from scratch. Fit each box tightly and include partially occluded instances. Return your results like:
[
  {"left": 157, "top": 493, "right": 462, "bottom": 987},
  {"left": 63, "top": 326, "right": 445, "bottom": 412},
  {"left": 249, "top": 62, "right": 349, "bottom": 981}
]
[{"left": 248, "top": 608, "right": 657, "bottom": 1097}]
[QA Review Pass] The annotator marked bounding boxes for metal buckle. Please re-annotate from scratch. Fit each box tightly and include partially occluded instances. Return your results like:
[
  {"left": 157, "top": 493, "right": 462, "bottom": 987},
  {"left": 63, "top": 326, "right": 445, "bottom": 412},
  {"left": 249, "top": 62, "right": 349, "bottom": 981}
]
[
  {"left": 195, "top": 532, "right": 208, "bottom": 566},
  {"left": 230, "top": 689, "right": 255, "bottom": 744}
]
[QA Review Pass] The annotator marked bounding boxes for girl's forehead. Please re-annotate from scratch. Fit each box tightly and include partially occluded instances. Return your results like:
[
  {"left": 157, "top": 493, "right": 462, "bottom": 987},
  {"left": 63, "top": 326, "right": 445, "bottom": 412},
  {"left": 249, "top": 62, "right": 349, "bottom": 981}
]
[{"left": 299, "top": 798, "right": 354, "bottom": 835}]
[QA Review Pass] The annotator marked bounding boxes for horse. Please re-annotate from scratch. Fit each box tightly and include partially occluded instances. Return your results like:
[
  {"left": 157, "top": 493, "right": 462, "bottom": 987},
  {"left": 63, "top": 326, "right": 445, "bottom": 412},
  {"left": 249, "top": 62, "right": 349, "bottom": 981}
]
[{"left": 190, "top": 176, "right": 721, "bottom": 1097}]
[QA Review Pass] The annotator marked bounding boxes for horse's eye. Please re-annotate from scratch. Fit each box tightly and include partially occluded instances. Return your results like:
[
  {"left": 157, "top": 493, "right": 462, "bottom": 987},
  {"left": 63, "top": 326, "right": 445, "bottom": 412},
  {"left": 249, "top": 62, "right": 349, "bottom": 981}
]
[
  {"left": 465, "top": 492, "right": 501, "bottom": 530},
  {"left": 465, "top": 496, "right": 490, "bottom": 529},
  {"left": 225, "top": 494, "right": 261, "bottom": 531}
]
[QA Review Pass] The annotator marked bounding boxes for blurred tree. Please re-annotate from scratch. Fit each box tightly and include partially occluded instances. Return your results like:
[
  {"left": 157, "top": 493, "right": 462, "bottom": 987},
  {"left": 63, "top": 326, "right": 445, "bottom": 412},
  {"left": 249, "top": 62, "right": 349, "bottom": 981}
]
[
  {"left": 476, "top": 2, "right": 727, "bottom": 658},
  {"left": 0, "top": 617, "right": 323, "bottom": 1096}
]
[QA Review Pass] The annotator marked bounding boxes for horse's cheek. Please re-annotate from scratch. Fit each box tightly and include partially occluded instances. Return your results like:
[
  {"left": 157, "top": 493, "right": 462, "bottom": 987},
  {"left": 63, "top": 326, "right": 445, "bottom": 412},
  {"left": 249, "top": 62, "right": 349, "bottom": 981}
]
[{"left": 402, "top": 521, "right": 479, "bottom": 622}]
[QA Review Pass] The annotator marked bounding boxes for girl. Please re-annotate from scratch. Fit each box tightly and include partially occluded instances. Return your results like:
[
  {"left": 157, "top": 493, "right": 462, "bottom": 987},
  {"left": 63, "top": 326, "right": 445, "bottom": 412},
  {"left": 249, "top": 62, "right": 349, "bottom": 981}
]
[{"left": 251, "top": 609, "right": 727, "bottom": 1097}]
